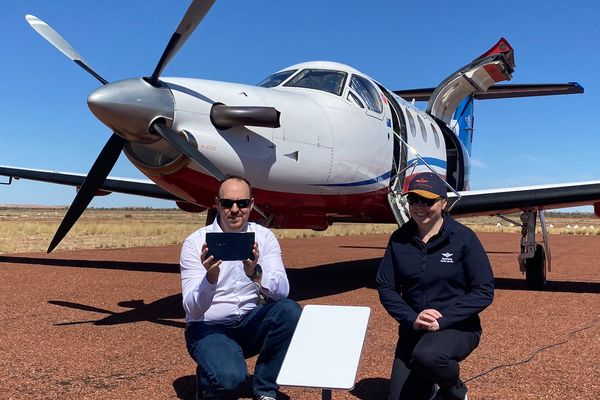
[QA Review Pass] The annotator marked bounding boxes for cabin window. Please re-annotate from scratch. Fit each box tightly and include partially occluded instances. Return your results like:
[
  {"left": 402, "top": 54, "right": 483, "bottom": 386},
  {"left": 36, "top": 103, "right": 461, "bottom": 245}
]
[
  {"left": 405, "top": 110, "right": 416, "bottom": 137},
  {"left": 350, "top": 75, "right": 383, "bottom": 113},
  {"left": 417, "top": 115, "right": 427, "bottom": 142},
  {"left": 257, "top": 70, "right": 297, "bottom": 88},
  {"left": 430, "top": 122, "right": 441, "bottom": 148},
  {"left": 283, "top": 69, "right": 347, "bottom": 95}
]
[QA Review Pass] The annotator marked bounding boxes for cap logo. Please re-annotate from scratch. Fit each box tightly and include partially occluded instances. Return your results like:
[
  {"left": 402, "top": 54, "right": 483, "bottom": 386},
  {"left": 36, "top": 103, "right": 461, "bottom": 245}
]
[{"left": 405, "top": 172, "right": 447, "bottom": 198}]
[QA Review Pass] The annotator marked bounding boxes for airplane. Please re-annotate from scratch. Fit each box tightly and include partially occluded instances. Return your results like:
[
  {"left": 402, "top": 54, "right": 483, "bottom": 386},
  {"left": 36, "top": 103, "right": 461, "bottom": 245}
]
[{"left": 2, "top": 0, "right": 600, "bottom": 291}]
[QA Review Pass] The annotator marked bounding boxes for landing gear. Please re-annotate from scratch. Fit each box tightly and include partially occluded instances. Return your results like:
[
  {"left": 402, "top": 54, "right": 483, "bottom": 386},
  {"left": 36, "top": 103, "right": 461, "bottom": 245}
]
[
  {"left": 516, "top": 210, "right": 549, "bottom": 290},
  {"left": 523, "top": 243, "right": 547, "bottom": 290}
]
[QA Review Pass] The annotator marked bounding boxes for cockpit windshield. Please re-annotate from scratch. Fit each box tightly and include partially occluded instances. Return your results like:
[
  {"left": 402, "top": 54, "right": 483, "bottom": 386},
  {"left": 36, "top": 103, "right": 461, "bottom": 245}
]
[
  {"left": 257, "top": 70, "right": 297, "bottom": 88},
  {"left": 283, "top": 69, "right": 347, "bottom": 95}
]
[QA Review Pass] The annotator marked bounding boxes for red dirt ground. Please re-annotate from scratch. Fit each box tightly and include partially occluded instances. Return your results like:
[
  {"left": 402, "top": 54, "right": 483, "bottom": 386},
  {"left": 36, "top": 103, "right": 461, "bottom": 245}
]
[{"left": 1, "top": 232, "right": 599, "bottom": 399}]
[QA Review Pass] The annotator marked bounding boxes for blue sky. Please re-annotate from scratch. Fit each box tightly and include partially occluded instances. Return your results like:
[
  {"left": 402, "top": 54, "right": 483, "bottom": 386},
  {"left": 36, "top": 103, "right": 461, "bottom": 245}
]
[{"left": 1, "top": 0, "right": 599, "bottom": 210}]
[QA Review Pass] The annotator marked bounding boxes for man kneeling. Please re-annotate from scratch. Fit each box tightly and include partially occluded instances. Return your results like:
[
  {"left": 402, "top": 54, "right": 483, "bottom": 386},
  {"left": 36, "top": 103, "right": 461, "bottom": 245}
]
[{"left": 180, "top": 176, "right": 301, "bottom": 400}]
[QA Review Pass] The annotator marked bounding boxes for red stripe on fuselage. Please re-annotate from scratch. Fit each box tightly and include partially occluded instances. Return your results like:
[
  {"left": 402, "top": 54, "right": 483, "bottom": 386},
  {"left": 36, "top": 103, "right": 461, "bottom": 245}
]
[{"left": 145, "top": 166, "right": 395, "bottom": 225}]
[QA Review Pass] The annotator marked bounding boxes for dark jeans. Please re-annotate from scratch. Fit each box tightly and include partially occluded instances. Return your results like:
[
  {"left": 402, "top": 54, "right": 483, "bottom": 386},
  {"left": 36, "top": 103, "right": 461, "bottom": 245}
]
[
  {"left": 185, "top": 299, "right": 301, "bottom": 399},
  {"left": 389, "top": 328, "right": 481, "bottom": 400}
]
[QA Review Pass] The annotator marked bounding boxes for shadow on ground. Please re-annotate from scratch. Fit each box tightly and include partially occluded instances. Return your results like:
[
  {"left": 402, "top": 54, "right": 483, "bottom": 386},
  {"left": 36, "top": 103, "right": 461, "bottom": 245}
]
[
  {"left": 171, "top": 374, "right": 383, "bottom": 399},
  {"left": 350, "top": 377, "right": 389, "bottom": 400},
  {"left": 48, "top": 295, "right": 186, "bottom": 328},
  {"left": 9, "top": 254, "right": 598, "bottom": 329},
  {"left": 172, "top": 374, "right": 291, "bottom": 400},
  {"left": 494, "top": 277, "right": 600, "bottom": 293},
  {"left": 287, "top": 258, "right": 379, "bottom": 301},
  {"left": 173, "top": 375, "right": 196, "bottom": 400},
  {"left": 45, "top": 257, "right": 380, "bottom": 327},
  {"left": 0, "top": 255, "right": 177, "bottom": 273}
]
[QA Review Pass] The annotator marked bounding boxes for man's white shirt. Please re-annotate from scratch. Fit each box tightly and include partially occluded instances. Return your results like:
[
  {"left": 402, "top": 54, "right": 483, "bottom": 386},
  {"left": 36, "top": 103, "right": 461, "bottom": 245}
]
[{"left": 180, "top": 219, "right": 290, "bottom": 323}]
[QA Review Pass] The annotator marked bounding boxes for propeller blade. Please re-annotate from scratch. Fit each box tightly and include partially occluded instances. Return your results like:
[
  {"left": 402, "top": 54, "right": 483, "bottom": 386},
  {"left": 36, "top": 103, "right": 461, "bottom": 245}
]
[
  {"left": 152, "top": 121, "right": 268, "bottom": 221},
  {"left": 25, "top": 14, "right": 108, "bottom": 85},
  {"left": 47, "top": 134, "right": 126, "bottom": 253},
  {"left": 151, "top": 121, "right": 225, "bottom": 181},
  {"left": 149, "top": 0, "right": 216, "bottom": 84}
]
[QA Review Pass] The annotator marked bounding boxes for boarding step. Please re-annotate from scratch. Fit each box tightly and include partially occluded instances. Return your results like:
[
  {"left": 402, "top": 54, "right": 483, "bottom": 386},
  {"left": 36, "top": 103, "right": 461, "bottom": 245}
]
[{"left": 387, "top": 188, "right": 411, "bottom": 227}]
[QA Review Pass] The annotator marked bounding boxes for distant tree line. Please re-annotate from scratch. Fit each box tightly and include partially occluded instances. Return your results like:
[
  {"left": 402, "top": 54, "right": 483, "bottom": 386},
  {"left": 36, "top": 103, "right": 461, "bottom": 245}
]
[{"left": 544, "top": 211, "right": 595, "bottom": 218}]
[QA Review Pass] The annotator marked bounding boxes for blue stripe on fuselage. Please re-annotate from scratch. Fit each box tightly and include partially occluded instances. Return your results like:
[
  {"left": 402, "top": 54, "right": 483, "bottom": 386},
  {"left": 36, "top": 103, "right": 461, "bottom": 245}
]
[
  {"left": 313, "top": 170, "right": 391, "bottom": 187},
  {"left": 407, "top": 157, "right": 447, "bottom": 169},
  {"left": 311, "top": 158, "right": 446, "bottom": 188}
]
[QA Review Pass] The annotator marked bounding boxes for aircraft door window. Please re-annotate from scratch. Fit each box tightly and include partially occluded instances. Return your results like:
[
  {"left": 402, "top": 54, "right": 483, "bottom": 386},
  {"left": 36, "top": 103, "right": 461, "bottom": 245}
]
[
  {"left": 350, "top": 75, "right": 383, "bottom": 113},
  {"left": 405, "top": 110, "right": 416, "bottom": 137},
  {"left": 283, "top": 69, "right": 347, "bottom": 95},
  {"left": 417, "top": 115, "right": 427, "bottom": 142},
  {"left": 257, "top": 69, "right": 297, "bottom": 88},
  {"left": 430, "top": 122, "right": 441, "bottom": 148}
]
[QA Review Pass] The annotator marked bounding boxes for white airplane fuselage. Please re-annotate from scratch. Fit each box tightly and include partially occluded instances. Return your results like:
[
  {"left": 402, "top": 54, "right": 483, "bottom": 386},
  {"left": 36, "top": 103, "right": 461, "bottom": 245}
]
[{"left": 118, "top": 61, "right": 456, "bottom": 229}]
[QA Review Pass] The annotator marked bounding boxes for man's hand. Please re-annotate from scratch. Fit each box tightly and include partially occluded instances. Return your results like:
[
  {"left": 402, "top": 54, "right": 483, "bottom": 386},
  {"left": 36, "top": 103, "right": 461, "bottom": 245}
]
[
  {"left": 413, "top": 309, "right": 442, "bottom": 331},
  {"left": 243, "top": 242, "right": 260, "bottom": 282},
  {"left": 201, "top": 243, "right": 222, "bottom": 284}
]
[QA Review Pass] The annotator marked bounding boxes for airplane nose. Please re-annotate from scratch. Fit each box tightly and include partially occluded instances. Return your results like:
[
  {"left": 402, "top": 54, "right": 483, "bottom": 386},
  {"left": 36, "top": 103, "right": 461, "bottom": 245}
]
[{"left": 88, "top": 78, "right": 174, "bottom": 143}]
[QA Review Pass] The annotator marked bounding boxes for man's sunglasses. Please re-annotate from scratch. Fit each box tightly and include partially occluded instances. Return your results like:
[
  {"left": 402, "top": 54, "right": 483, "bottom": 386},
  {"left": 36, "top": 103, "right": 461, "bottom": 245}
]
[
  {"left": 406, "top": 193, "right": 442, "bottom": 207},
  {"left": 218, "top": 198, "right": 252, "bottom": 209}
]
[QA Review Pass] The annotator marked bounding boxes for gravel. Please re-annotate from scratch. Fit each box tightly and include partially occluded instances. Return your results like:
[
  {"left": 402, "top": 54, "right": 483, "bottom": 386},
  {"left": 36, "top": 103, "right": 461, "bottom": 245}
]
[{"left": 0, "top": 232, "right": 598, "bottom": 399}]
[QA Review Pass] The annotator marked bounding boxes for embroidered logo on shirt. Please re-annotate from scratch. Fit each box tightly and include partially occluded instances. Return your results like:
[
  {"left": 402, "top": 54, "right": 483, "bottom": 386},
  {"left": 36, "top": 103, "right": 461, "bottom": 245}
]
[{"left": 441, "top": 252, "right": 454, "bottom": 263}]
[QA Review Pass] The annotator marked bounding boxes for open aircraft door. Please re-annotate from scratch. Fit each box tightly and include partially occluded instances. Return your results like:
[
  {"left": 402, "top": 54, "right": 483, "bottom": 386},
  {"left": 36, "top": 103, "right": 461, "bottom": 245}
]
[
  {"left": 426, "top": 38, "right": 515, "bottom": 124},
  {"left": 424, "top": 38, "right": 516, "bottom": 192}
]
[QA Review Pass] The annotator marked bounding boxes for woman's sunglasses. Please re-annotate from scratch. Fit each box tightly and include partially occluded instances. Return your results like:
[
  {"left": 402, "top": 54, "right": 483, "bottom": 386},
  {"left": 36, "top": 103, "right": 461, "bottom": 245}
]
[
  {"left": 406, "top": 193, "right": 442, "bottom": 207},
  {"left": 218, "top": 198, "right": 252, "bottom": 209}
]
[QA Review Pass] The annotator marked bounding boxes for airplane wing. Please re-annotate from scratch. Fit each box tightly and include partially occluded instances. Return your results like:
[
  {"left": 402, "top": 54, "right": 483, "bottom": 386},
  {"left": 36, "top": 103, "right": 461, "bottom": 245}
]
[
  {"left": 394, "top": 82, "right": 584, "bottom": 102},
  {"left": 449, "top": 181, "right": 600, "bottom": 217},
  {"left": 0, "top": 165, "right": 178, "bottom": 201},
  {"left": 4, "top": 166, "right": 600, "bottom": 219}
]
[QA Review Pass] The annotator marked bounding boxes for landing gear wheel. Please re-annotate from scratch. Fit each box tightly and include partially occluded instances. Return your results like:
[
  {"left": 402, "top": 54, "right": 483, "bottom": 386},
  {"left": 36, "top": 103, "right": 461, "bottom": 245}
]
[{"left": 525, "top": 243, "right": 547, "bottom": 290}]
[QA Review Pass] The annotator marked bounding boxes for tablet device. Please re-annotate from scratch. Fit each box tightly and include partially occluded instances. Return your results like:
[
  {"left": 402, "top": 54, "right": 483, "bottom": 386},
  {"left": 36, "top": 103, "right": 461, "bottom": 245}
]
[{"left": 205, "top": 232, "right": 255, "bottom": 261}]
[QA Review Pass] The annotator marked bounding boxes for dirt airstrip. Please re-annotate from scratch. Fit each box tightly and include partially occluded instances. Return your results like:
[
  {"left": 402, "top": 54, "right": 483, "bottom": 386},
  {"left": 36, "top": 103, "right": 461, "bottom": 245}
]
[{"left": 1, "top": 232, "right": 599, "bottom": 399}]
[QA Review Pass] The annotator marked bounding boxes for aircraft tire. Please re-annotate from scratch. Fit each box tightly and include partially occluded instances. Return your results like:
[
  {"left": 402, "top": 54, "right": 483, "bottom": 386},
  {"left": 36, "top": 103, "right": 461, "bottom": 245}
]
[{"left": 525, "top": 243, "right": 547, "bottom": 290}]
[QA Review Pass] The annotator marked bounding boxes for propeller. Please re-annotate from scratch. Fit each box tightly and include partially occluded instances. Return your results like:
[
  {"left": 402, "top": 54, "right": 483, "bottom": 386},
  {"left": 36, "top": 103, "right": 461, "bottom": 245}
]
[
  {"left": 149, "top": 0, "right": 216, "bottom": 85},
  {"left": 24, "top": 14, "right": 129, "bottom": 252},
  {"left": 28, "top": 1, "right": 222, "bottom": 252},
  {"left": 47, "top": 134, "right": 126, "bottom": 253},
  {"left": 151, "top": 121, "right": 225, "bottom": 181},
  {"left": 25, "top": 15, "right": 108, "bottom": 85}
]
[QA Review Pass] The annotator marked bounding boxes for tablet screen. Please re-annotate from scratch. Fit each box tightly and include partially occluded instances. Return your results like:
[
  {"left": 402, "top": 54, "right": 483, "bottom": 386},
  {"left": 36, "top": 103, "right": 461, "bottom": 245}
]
[{"left": 205, "top": 232, "right": 255, "bottom": 261}]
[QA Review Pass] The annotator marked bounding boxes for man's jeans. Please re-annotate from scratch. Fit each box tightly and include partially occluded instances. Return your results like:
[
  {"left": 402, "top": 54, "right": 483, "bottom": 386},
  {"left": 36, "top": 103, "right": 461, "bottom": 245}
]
[{"left": 185, "top": 299, "right": 301, "bottom": 398}]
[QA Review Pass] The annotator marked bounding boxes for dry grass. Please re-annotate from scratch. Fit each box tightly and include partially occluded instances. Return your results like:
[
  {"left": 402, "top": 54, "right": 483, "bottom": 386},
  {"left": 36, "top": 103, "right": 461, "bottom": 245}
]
[
  {"left": 459, "top": 214, "right": 600, "bottom": 235},
  {"left": 0, "top": 207, "right": 597, "bottom": 254},
  {"left": 0, "top": 208, "right": 198, "bottom": 254}
]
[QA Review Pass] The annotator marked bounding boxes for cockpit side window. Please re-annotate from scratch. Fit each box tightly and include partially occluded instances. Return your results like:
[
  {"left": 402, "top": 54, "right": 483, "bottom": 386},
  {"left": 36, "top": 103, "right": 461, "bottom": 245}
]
[
  {"left": 283, "top": 69, "right": 347, "bottom": 95},
  {"left": 347, "top": 91, "right": 364, "bottom": 108},
  {"left": 350, "top": 75, "right": 383, "bottom": 113},
  {"left": 257, "top": 70, "right": 297, "bottom": 88}
]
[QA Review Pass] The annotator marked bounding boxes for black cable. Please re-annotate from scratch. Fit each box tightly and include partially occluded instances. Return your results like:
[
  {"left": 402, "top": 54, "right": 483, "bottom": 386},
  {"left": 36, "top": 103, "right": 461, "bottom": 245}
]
[{"left": 464, "top": 317, "right": 599, "bottom": 383}]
